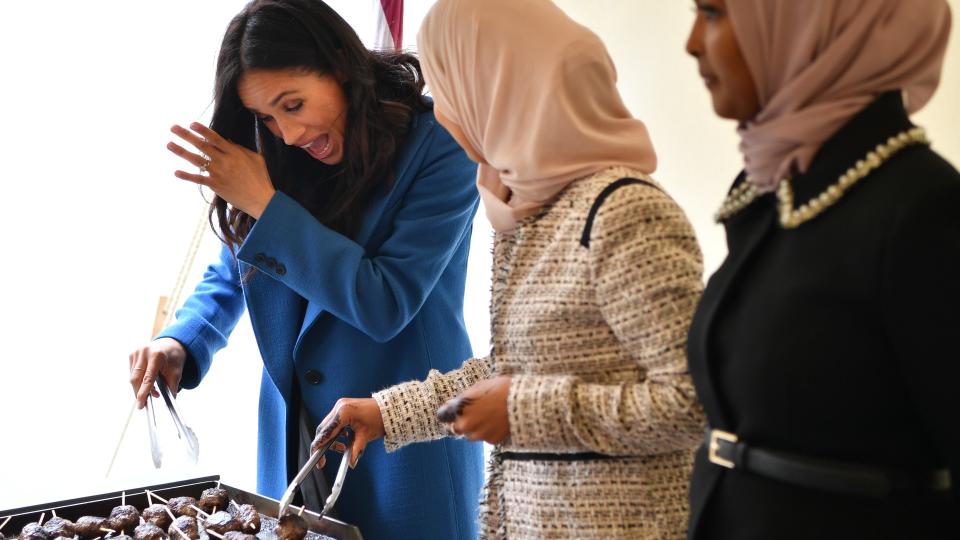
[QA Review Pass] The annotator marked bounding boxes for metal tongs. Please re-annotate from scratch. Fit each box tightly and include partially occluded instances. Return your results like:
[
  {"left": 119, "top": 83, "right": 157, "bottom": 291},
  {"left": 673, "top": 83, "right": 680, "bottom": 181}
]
[
  {"left": 278, "top": 428, "right": 355, "bottom": 519},
  {"left": 145, "top": 378, "right": 200, "bottom": 467}
]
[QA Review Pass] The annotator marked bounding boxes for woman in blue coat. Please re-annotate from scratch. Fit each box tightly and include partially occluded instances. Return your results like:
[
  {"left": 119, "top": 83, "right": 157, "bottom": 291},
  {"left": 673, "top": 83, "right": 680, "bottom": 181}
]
[{"left": 126, "top": 1, "right": 483, "bottom": 538}]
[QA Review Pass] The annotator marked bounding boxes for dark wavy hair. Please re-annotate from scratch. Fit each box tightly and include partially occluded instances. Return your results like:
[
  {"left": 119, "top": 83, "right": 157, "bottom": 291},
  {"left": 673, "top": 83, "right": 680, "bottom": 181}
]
[{"left": 209, "top": 0, "right": 429, "bottom": 250}]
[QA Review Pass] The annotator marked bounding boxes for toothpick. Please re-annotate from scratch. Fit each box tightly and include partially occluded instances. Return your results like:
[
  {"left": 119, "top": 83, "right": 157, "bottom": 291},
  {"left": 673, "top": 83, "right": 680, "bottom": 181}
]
[
  {"left": 99, "top": 528, "right": 117, "bottom": 535},
  {"left": 297, "top": 506, "right": 305, "bottom": 517},
  {"left": 215, "top": 481, "right": 221, "bottom": 489},
  {"left": 0, "top": 516, "right": 10, "bottom": 532},
  {"left": 229, "top": 501, "right": 240, "bottom": 511},
  {"left": 211, "top": 507, "right": 217, "bottom": 515},
  {"left": 146, "top": 490, "right": 169, "bottom": 505},
  {"left": 189, "top": 506, "right": 209, "bottom": 519},
  {"left": 37, "top": 512, "right": 46, "bottom": 527},
  {"left": 122, "top": 492, "right": 126, "bottom": 507},
  {"left": 92, "top": 536, "right": 101, "bottom": 540},
  {"left": 204, "top": 530, "right": 224, "bottom": 539},
  {"left": 52, "top": 510, "right": 58, "bottom": 519},
  {"left": 160, "top": 504, "right": 177, "bottom": 522},
  {"left": 146, "top": 491, "right": 153, "bottom": 506}
]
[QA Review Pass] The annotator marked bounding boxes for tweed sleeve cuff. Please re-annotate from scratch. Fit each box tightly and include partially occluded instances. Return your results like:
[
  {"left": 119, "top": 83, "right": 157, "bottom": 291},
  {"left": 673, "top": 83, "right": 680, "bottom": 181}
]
[
  {"left": 373, "top": 356, "right": 492, "bottom": 452},
  {"left": 373, "top": 378, "right": 446, "bottom": 452},
  {"left": 507, "top": 374, "right": 584, "bottom": 452}
]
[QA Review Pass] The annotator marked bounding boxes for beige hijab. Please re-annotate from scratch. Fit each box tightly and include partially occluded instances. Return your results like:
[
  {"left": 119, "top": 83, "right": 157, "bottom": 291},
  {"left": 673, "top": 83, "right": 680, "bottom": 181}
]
[
  {"left": 727, "top": 0, "right": 952, "bottom": 192},
  {"left": 418, "top": 0, "right": 657, "bottom": 232}
]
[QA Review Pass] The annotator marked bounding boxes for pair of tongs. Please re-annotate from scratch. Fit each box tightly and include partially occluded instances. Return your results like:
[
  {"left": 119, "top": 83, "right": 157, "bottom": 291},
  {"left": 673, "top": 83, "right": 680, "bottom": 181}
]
[
  {"left": 145, "top": 378, "right": 200, "bottom": 468},
  {"left": 278, "top": 428, "right": 355, "bottom": 519}
]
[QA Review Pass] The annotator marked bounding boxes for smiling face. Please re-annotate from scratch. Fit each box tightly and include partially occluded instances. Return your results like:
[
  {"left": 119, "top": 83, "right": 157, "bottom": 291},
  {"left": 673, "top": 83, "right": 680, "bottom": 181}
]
[
  {"left": 237, "top": 68, "right": 349, "bottom": 165},
  {"left": 686, "top": 0, "right": 760, "bottom": 122}
]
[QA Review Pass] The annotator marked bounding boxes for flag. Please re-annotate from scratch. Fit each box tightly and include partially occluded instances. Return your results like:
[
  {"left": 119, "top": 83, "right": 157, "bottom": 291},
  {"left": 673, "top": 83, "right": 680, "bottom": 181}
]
[{"left": 374, "top": 0, "right": 403, "bottom": 50}]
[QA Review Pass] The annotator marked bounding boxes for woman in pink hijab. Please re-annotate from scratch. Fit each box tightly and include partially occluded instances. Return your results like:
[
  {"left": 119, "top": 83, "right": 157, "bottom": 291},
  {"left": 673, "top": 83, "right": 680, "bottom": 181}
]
[
  {"left": 685, "top": 0, "right": 959, "bottom": 538},
  {"left": 311, "top": 0, "right": 706, "bottom": 537}
]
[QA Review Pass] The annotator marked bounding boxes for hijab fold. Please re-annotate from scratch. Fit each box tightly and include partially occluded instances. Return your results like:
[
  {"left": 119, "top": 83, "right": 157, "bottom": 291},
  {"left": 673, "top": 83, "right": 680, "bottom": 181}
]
[
  {"left": 418, "top": 0, "right": 657, "bottom": 231},
  {"left": 727, "top": 0, "right": 951, "bottom": 192}
]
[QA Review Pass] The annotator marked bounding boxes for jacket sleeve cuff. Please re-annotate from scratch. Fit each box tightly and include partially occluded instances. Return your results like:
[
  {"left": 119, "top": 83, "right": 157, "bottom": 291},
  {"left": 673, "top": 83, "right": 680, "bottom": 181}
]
[
  {"left": 373, "top": 379, "right": 447, "bottom": 452},
  {"left": 155, "top": 316, "right": 216, "bottom": 389},
  {"left": 507, "top": 374, "right": 580, "bottom": 451}
]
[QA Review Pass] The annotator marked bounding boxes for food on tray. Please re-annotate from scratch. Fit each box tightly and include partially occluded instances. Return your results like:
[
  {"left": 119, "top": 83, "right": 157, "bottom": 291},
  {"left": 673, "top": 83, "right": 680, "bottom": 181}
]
[
  {"left": 167, "top": 516, "right": 198, "bottom": 540},
  {"left": 141, "top": 505, "right": 172, "bottom": 530},
  {"left": 133, "top": 523, "right": 166, "bottom": 540},
  {"left": 107, "top": 506, "right": 140, "bottom": 535},
  {"left": 273, "top": 514, "right": 308, "bottom": 540},
  {"left": 41, "top": 517, "right": 74, "bottom": 539},
  {"left": 197, "top": 489, "right": 228, "bottom": 514},
  {"left": 167, "top": 498, "right": 198, "bottom": 518},
  {"left": 202, "top": 512, "right": 240, "bottom": 535},
  {"left": 74, "top": 517, "right": 107, "bottom": 540},
  {"left": 233, "top": 504, "right": 260, "bottom": 534},
  {"left": 18, "top": 523, "right": 49, "bottom": 540}
]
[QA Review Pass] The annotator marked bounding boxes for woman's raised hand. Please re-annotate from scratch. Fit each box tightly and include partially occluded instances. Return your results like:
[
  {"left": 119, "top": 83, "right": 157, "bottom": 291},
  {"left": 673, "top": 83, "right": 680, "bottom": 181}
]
[
  {"left": 311, "top": 398, "right": 385, "bottom": 469},
  {"left": 167, "top": 122, "right": 277, "bottom": 219},
  {"left": 129, "top": 337, "right": 187, "bottom": 409}
]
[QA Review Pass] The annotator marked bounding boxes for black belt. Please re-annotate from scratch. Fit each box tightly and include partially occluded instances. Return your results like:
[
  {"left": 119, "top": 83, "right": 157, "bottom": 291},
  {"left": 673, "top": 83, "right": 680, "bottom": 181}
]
[
  {"left": 705, "top": 428, "right": 952, "bottom": 499},
  {"left": 500, "top": 451, "right": 618, "bottom": 462}
]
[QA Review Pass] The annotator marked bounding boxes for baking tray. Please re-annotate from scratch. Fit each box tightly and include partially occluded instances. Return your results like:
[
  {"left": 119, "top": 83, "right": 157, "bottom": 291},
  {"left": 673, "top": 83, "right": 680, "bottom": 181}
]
[{"left": 0, "top": 476, "right": 361, "bottom": 540}]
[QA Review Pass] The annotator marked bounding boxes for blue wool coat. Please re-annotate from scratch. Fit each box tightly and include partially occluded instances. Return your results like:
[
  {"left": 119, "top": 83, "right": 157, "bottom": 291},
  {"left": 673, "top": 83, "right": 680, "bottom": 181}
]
[{"left": 158, "top": 110, "right": 483, "bottom": 540}]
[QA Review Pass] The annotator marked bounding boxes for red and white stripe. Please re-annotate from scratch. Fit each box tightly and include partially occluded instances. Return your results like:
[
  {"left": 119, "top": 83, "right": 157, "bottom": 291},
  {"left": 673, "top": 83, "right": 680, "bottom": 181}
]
[{"left": 374, "top": 0, "right": 403, "bottom": 50}]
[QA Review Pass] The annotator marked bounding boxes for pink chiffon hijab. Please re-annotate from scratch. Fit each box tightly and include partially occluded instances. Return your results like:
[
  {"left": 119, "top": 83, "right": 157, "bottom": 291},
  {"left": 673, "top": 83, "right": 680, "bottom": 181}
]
[
  {"left": 417, "top": 0, "right": 658, "bottom": 231},
  {"left": 727, "top": 0, "right": 952, "bottom": 192}
]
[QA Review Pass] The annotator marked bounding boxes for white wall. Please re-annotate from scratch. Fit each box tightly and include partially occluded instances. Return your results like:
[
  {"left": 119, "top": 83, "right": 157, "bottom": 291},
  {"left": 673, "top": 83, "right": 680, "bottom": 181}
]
[{"left": 0, "top": 0, "right": 957, "bottom": 513}]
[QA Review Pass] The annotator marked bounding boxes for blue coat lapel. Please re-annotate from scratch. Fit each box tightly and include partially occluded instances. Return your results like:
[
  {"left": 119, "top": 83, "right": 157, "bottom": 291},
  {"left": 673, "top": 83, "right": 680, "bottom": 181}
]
[{"left": 293, "top": 114, "right": 434, "bottom": 358}]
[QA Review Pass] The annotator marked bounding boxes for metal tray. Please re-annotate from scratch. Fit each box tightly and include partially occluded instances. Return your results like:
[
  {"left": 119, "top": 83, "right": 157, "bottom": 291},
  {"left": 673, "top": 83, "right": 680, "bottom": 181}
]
[{"left": 0, "top": 476, "right": 361, "bottom": 540}]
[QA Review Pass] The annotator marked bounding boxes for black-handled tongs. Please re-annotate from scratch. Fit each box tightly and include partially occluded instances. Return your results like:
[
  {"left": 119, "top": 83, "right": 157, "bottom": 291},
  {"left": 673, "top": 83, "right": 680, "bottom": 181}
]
[{"left": 278, "top": 428, "right": 356, "bottom": 518}]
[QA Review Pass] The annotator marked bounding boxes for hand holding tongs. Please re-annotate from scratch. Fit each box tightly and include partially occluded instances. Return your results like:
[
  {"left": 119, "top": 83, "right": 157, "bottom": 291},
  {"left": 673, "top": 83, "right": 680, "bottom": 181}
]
[
  {"left": 146, "top": 378, "right": 200, "bottom": 467},
  {"left": 278, "top": 428, "right": 355, "bottom": 518}
]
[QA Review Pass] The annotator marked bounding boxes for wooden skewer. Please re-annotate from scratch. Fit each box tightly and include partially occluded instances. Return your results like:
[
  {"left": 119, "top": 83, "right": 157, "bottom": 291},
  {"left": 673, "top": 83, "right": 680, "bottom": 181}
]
[
  {"left": 160, "top": 504, "right": 178, "bottom": 523},
  {"left": 37, "top": 512, "right": 46, "bottom": 527},
  {"left": 145, "top": 490, "right": 170, "bottom": 505},
  {"left": 189, "top": 506, "right": 209, "bottom": 519},
  {"left": 0, "top": 516, "right": 10, "bottom": 532}
]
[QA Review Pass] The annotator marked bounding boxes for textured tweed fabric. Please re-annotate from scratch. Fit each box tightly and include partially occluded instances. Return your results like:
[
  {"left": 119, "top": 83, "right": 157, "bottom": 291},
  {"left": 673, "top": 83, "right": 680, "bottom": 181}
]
[{"left": 373, "top": 167, "right": 705, "bottom": 539}]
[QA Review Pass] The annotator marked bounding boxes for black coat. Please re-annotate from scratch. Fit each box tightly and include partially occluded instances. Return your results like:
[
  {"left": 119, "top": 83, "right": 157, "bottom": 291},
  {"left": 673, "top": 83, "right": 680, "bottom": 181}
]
[{"left": 687, "top": 92, "right": 960, "bottom": 539}]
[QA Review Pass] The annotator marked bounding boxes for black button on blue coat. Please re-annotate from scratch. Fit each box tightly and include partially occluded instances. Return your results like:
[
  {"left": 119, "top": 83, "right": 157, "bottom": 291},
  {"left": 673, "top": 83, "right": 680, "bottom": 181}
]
[{"left": 305, "top": 370, "right": 323, "bottom": 385}]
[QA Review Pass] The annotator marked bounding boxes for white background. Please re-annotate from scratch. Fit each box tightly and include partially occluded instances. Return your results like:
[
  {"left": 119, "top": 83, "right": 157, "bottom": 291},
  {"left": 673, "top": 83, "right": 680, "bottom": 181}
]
[{"left": 1, "top": 0, "right": 957, "bottom": 514}]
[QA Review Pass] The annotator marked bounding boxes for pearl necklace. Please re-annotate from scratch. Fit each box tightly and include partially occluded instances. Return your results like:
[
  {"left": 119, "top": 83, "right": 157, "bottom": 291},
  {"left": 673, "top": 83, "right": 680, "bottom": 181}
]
[{"left": 714, "top": 127, "right": 929, "bottom": 228}]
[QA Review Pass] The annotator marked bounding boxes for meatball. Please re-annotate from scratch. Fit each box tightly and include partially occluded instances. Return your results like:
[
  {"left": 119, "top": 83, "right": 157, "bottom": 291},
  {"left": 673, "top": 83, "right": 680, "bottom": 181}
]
[
  {"left": 41, "top": 518, "right": 75, "bottom": 539},
  {"left": 74, "top": 516, "right": 107, "bottom": 540},
  {"left": 133, "top": 523, "right": 166, "bottom": 540},
  {"left": 18, "top": 523, "right": 49, "bottom": 540},
  {"left": 202, "top": 512, "right": 240, "bottom": 536},
  {"left": 233, "top": 505, "right": 260, "bottom": 534},
  {"left": 108, "top": 505, "right": 141, "bottom": 535},
  {"left": 167, "top": 498, "right": 198, "bottom": 518},
  {"left": 273, "top": 514, "right": 308, "bottom": 540},
  {"left": 197, "top": 488, "right": 228, "bottom": 514},
  {"left": 222, "top": 533, "right": 257, "bottom": 540},
  {"left": 167, "top": 516, "right": 198, "bottom": 540},
  {"left": 141, "top": 505, "right": 172, "bottom": 530}
]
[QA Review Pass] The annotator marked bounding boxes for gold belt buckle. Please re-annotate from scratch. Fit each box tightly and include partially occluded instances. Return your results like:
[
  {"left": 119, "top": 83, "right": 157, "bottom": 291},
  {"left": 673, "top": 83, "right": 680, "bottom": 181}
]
[{"left": 708, "top": 429, "right": 738, "bottom": 469}]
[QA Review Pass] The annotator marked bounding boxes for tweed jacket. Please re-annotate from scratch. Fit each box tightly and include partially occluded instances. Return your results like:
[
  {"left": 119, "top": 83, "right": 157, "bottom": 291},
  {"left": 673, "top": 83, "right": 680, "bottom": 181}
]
[
  {"left": 374, "top": 166, "right": 706, "bottom": 539},
  {"left": 686, "top": 92, "right": 960, "bottom": 539}
]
